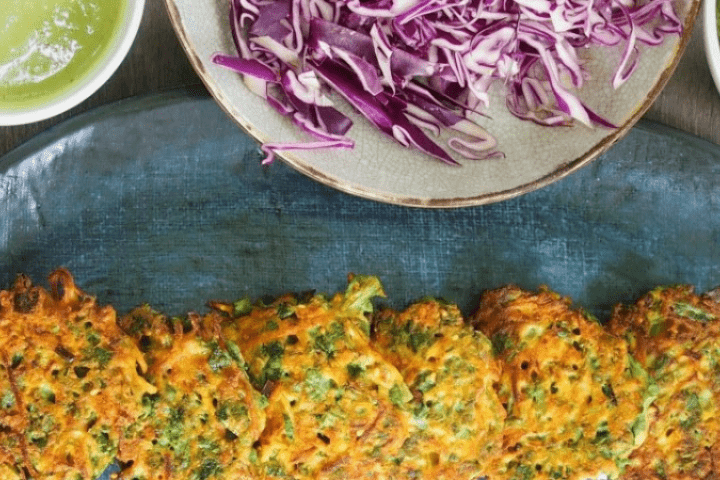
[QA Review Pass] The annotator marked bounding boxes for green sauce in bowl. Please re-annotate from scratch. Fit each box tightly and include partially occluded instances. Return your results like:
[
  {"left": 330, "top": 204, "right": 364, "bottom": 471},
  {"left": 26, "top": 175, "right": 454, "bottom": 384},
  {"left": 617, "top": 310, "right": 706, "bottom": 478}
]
[{"left": 0, "top": 0, "right": 127, "bottom": 111}]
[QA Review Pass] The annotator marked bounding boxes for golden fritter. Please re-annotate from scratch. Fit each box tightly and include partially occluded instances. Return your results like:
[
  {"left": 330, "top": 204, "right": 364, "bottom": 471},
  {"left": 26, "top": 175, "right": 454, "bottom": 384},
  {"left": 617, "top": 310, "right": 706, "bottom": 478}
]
[
  {"left": 116, "top": 305, "right": 266, "bottom": 480},
  {"left": 372, "top": 299, "right": 505, "bottom": 479},
  {"left": 472, "top": 285, "right": 654, "bottom": 480},
  {"left": 0, "top": 269, "right": 155, "bottom": 480},
  {"left": 214, "top": 275, "right": 415, "bottom": 479},
  {"left": 608, "top": 285, "right": 720, "bottom": 480}
]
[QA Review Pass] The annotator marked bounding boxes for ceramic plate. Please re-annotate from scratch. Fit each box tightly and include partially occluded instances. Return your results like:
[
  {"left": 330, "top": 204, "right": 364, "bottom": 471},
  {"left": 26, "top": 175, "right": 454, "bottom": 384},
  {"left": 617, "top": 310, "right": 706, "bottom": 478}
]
[
  {"left": 1, "top": 88, "right": 719, "bottom": 325},
  {"left": 164, "top": 0, "right": 699, "bottom": 207}
]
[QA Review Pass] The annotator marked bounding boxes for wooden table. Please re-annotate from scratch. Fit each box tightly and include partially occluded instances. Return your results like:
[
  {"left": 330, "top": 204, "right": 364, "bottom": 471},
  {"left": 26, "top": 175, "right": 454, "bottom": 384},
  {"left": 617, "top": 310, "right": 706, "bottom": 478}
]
[{"left": 1, "top": 0, "right": 718, "bottom": 157}]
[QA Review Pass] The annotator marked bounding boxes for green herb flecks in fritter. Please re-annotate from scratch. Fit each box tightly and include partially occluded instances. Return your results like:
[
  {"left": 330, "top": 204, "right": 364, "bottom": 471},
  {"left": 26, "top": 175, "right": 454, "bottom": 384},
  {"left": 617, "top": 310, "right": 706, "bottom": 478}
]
[{"left": 215, "top": 275, "right": 416, "bottom": 480}]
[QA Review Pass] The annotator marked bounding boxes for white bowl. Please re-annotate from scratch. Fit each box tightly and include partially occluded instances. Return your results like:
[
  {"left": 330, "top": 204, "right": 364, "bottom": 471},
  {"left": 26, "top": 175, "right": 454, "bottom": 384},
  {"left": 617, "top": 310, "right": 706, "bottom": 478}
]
[
  {"left": 167, "top": 0, "right": 699, "bottom": 207},
  {"left": 704, "top": 0, "right": 720, "bottom": 94},
  {"left": 0, "top": 0, "right": 145, "bottom": 127}
]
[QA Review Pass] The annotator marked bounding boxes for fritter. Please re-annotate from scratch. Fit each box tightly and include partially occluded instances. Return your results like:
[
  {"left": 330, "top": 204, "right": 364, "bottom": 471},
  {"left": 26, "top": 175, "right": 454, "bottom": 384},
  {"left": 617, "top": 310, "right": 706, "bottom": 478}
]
[
  {"left": 372, "top": 298, "right": 505, "bottom": 479},
  {"left": 0, "top": 269, "right": 155, "bottom": 480},
  {"left": 213, "top": 275, "right": 415, "bottom": 479},
  {"left": 471, "top": 285, "right": 654, "bottom": 480},
  {"left": 608, "top": 285, "right": 720, "bottom": 480},
  {"left": 8, "top": 268, "right": 720, "bottom": 480},
  {"left": 116, "top": 305, "right": 266, "bottom": 480}
]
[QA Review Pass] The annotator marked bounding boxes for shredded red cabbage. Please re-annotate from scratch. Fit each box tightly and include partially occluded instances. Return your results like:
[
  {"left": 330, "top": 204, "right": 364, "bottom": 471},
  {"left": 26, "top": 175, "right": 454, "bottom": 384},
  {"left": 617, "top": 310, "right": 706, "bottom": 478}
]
[{"left": 212, "top": 0, "right": 683, "bottom": 164}]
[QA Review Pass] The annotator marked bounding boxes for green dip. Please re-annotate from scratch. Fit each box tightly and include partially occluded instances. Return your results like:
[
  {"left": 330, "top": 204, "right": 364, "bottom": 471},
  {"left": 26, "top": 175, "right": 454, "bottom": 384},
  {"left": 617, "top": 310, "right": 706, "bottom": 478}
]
[{"left": 0, "top": 0, "right": 127, "bottom": 111}]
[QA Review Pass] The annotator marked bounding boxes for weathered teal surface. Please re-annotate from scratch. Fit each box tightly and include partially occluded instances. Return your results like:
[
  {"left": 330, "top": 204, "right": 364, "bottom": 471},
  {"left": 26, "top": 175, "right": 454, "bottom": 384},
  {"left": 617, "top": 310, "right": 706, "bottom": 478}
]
[{"left": 0, "top": 88, "right": 718, "bottom": 324}]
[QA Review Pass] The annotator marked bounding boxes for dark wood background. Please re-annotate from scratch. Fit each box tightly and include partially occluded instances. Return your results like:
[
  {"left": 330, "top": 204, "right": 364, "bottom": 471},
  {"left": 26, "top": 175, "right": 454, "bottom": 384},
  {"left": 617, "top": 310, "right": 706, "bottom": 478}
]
[{"left": 1, "top": 0, "right": 719, "bottom": 157}]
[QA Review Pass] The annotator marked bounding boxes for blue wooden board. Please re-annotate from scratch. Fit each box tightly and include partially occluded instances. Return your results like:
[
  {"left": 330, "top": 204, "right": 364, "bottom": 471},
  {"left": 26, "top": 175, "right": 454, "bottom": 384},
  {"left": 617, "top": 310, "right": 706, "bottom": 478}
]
[{"left": 1, "top": 87, "right": 718, "bottom": 325}]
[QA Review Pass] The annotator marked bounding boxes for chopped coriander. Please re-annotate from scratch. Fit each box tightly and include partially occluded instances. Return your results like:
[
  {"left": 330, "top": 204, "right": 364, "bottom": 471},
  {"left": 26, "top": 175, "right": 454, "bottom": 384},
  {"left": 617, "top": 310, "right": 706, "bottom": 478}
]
[
  {"left": 86, "top": 331, "right": 102, "bottom": 346},
  {"left": 265, "top": 320, "right": 279, "bottom": 331},
  {"left": 649, "top": 320, "right": 665, "bottom": 337},
  {"left": 629, "top": 415, "right": 646, "bottom": 441},
  {"left": 218, "top": 401, "right": 248, "bottom": 422},
  {"left": 233, "top": 298, "right": 253, "bottom": 317},
  {"left": 39, "top": 385, "right": 56, "bottom": 403},
  {"left": 341, "top": 276, "right": 384, "bottom": 314},
  {"left": 627, "top": 355, "right": 647, "bottom": 380},
  {"left": 414, "top": 371, "right": 436, "bottom": 393},
  {"left": 346, "top": 363, "right": 364, "bottom": 379},
  {"left": 276, "top": 304, "right": 294, "bottom": 319},
  {"left": 208, "top": 342, "right": 234, "bottom": 372},
  {"left": 674, "top": 302, "right": 715, "bottom": 323},
  {"left": 304, "top": 369, "right": 333, "bottom": 402},
  {"left": 94, "top": 428, "right": 114, "bottom": 454},
  {"left": 225, "top": 340, "right": 244, "bottom": 365},
  {"left": 197, "top": 437, "right": 221, "bottom": 454},
  {"left": 1, "top": 390, "right": 15, "bottom": 409},
  {"left": 526, "top": 383, "right": 545, "bottom": 408},
  {"left": 82, "top": 346, "right": 113, "bottom": 369},
  {"left": 126, "top": 312, "right": 151, "bottom": 335},
  {"left": 491, "top": 333, "right": 513, "bottom": 357},
  {"left": 10, "top": 353, "right": 23, "bottom": 369},
  {"left": 592, "top": 421, "right": 611, "bottom": 445},
  {"left": 310, "top": 322, "right": 345, "bottom": 359},
  {"left": 679, "top": 391, "right": 702, "bottom": 431},
  {"left": 389, "top": 384, "right": 408, "bottom": 407},
  {"left": 601, "top": 383, "right": 618, "bottom": 406},
  {"left": 409, "top": 329, "right": 432, "bottom": 353},
  {"left": 195, "top": 458, "right": 222, "bottom": 480},
  {"left": 283, "top": 414, "right": 295, "bottom": 439}
]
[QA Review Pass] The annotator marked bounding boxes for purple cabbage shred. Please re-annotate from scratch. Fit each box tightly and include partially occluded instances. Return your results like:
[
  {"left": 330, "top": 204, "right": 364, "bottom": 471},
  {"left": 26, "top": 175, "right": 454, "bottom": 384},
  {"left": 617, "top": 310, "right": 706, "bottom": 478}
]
[{"left": 213, "top": 0, "right": 684, "bottom": 164}]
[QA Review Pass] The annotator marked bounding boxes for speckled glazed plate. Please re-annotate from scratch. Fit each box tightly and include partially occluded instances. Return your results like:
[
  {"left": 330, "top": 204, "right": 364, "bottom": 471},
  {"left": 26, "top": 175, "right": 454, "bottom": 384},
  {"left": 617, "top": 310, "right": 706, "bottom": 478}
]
[{"left": 165, "top": 0, "right": 699, "bottom": 207}]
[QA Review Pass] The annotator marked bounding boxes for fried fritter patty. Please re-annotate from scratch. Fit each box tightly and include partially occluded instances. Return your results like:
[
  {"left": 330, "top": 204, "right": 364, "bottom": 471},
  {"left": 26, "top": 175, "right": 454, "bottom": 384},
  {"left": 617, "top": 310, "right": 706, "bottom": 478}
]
[
  {"left": 608, "top": 285, "right": 720, "bottom": 480},
  {"left": 0, "top": 269, "right": 155, "bottom": 480},
  {"left": 372, "top": 299, "right": 505, "bottom": 479},
  {"left": 116, "top": 305, "right": 266, "bottom": 480},
  {"left": 214, "top": 275, "right": 415, "bottom": 479},
  {"left": 472, "top": 285, "right": 654, "bottom": 480}
]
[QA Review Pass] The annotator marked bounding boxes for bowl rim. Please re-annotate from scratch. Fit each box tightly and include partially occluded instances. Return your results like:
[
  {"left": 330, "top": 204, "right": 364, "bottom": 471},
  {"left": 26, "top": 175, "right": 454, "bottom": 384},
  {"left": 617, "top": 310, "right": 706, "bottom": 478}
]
[
  {"left": 0, "top": 0, "right": 146, "bottom": 127},
  {"left": 165, "top": 0, "right": 701, "bottom": 208},
  {"left": 703, "top": 0, "right": 720, "bottom": 94}
]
